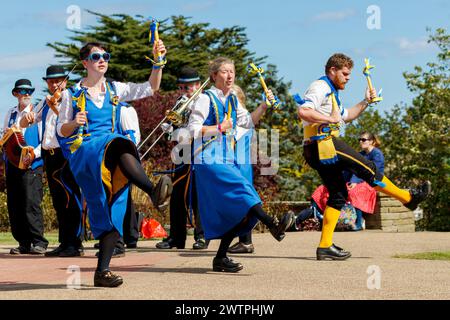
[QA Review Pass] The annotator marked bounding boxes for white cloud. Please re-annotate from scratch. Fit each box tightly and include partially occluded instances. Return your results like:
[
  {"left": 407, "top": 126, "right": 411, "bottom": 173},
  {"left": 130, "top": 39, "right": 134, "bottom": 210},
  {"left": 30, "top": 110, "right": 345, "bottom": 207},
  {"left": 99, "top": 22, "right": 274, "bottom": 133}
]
[
  {"left": 396, "top": 37, "right": 432, "bottom": 54},
  {"left": 0, "top": 50, "right": 54, "bottom": 72},
  {"left": 311, "top": 9, "right": 356, "bottom": 22}
]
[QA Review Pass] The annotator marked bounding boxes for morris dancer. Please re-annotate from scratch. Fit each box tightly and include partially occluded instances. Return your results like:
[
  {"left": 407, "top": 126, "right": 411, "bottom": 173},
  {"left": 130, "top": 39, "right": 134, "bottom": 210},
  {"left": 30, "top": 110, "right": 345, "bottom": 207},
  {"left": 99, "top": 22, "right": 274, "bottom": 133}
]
[
  {"left": 57, "top": 41, "right": 171, "bottom": 287},
  {"left": 189, "top": 57, "right": 294, "bottom": 273},
  {"left": 297, "top": 53, "right": 431, "bottom": 260}
]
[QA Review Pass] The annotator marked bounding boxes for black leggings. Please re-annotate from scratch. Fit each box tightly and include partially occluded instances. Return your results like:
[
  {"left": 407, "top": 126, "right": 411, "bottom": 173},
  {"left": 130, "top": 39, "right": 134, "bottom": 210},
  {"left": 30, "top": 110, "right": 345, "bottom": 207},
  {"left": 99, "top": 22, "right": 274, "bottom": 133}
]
[
  {"left": 104, "top": 139, "right": 154, "bottom": 196},
  {"left": 216, "top": 204, "right": 274, "bottom": 258}
]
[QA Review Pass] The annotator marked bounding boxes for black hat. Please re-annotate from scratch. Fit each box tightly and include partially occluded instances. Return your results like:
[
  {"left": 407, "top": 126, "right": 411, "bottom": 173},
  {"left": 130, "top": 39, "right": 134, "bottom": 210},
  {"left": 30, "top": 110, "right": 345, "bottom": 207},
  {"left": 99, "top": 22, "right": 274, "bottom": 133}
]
[
  {"left": 12, "top": 79, "right": 35, "bottom": 95},
  {"left": 177, "top": 66, "right": 200, "bottom": 83},
  {"left": 42, "top": 65, "right": 68, "bottom": 80}
]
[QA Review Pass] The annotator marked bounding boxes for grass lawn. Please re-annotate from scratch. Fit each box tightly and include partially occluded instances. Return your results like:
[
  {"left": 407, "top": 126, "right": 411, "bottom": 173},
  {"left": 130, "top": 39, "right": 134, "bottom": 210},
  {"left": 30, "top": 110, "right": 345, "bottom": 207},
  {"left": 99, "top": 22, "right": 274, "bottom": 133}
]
[
  {"left": 394, "top": 251, "right": 450, "bottom": 261},
  {"left": 0, "top": 232, "right": 60, "bottom": 245}
]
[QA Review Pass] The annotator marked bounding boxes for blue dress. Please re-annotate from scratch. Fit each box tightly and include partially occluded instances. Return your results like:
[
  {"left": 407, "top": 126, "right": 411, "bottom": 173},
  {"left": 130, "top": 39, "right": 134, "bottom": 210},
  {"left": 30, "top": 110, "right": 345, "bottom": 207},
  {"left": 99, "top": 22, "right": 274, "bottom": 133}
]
[
  {"left": 193, "top": 91, "right": 260, "bottom": 240},
  {"left": 57, "top": 84, "right": 136, "bottom": 239}
]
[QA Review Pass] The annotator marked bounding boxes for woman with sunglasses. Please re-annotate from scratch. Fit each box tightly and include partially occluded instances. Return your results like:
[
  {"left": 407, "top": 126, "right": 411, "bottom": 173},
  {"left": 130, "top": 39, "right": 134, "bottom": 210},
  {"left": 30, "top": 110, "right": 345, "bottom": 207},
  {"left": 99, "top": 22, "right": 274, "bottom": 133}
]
[
  {"left": 57, "top": 41, "right": 170, "bottom": 287},
  {"left": 345, "top": 132, "right": 385, "bottom": 230}
]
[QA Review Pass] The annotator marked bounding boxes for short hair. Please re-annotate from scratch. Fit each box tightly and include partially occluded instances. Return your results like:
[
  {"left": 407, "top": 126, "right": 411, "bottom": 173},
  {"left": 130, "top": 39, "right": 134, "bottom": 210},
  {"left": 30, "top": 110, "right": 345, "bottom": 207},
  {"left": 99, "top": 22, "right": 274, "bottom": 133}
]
[
  {"left": 325, "top": 53, "right": 354, "bottom": 74},
  {"left": 209, "top": 57, "right": 234, "bottom": 82},
  {"left": 79, "top": 42, "right": 108, "bottom": 60}
]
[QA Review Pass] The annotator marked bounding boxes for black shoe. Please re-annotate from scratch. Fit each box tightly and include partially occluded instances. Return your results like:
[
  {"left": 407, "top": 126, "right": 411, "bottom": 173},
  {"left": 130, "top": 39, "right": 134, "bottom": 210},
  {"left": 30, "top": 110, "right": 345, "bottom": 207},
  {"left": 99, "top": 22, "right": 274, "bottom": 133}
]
[
  {"left": 59, "top": 246, "right": 84, "bottom": 257},
  {"left": 151, "top": 175, "right": 173, "bottom": 211},
  {"left": 29, "top": 245, "right": 47, "bottom": 255},
  {"left": 95, "top": 248, "right": 126, "bottom": 258},
  {"left": 212, "top": 257, "right": 244, "bottom": 273},
  {"left": 228, "top": 242, "right": 255, "bottom": 254},
  {"left": 269, "top": 212, "right": 295, "bottom": 242},
  {"left": 10, "top": 246, "right": 30, "bottom": 255},
  {"left": 45, "top": 245, "right": 65, "bottom": 257},
  {"left": 94, "top": 270, "right": 123, "bottom": 288},
  {"left": 126, "top": 243, "right": 137, "bottom": 249},
  {"left": 155, "top": 238, "right": 185, "bottom": 249},
  {"left": 316, "top": 244, "right": 351, "bottom": 261},
  {"left": 405, "top": 181, "right": 431, "bottom": 211},
  {"left": 192, "top": 239, "right": 209, "bottom": 250}
]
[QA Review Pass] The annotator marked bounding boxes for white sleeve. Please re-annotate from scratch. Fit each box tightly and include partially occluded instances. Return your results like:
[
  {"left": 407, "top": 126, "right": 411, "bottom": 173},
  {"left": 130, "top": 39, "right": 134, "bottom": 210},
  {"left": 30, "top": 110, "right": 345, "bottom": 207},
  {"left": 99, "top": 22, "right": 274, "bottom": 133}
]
[
  {"left": 236, "top": 101, "right": 254, "bottom": 129},
  {"left": 300, "top": 80, "right": 329, "bottom": 110},
  {"left": 188, "top": 94, "right": 210, "bottom": 139},
  {"left": 341, "top": 108, "right": 349, "bottom": 121},
  {"left": 114, "top": 81, "right": 153, "bottom": 102},
  {"left": 56, "top": 89, "right": 73, "bottom": 137},
  {"left": 120, "top": 106, "right": 141, "bottom": 145},
  {"left": 33, "top": 121, "right": 42, "bottom": 159}
]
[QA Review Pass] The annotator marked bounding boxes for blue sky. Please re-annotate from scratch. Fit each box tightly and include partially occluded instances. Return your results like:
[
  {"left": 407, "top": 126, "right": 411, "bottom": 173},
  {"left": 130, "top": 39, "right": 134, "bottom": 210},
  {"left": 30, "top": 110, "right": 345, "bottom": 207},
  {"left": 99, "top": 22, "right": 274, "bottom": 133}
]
[{"left": 0, "top": 0, "right": 448, "bottom": 121}]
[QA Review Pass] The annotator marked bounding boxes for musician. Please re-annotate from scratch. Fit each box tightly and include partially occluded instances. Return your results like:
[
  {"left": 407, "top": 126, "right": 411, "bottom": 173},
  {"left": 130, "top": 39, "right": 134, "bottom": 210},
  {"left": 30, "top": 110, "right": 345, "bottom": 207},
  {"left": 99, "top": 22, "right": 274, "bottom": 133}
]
[
  {"left": 156, "top": 67, "right": 209, "bottom": 251},
  {"left": 188, "top": 57, "right": 294, "bottom": 272},
  {"left": 20, "top": 66, "right": 84, "bottom": 257},
  {"left": 57, "top": 41, "right": 171, "bottom": 287},
  {"left": 3, "top": 79, "right": 48, "bottom": 255},
  {"left": 297, "top": 53, "right": 431, "bottom": 260}
]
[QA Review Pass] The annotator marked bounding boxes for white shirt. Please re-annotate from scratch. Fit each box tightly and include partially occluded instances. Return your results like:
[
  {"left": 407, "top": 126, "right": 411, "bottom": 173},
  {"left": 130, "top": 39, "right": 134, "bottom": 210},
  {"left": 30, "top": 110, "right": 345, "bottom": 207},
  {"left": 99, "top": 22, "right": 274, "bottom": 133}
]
[
  {"left": 120, "top": 106, "right": 141, "bottom": 146},
  {"left": 57, "top": 80, "right": 153, "bottom": 137},
  {"left": 3, "top": 104, "right": 42, "bottom": 159},
  {"left": 298, "top": 79, "right": 348, "bottom": 127},
  {"left": 188, "top": 86, "right": 254, "bottom": 139},
  {"left": 29, "top": 100, "right": 60, "bottom": 150}
]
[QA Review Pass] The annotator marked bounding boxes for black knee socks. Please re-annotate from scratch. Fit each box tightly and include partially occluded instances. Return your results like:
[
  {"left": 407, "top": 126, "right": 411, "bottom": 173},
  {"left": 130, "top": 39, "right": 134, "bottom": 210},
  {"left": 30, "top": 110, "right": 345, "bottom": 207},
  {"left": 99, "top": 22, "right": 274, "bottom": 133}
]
[
  {"left": 248, "top": 204, "right": 275, "bottom": 228},
  {"left": 117, "top": 153, "right": 154, "bottom": 196},
  {"left": 216, "top": 217, "right": 249, "bottom": 259},
  {"left": 96, "top": 230, "right": 120, "bottom": 272},
  {"left": 239, "top": 232, "right": 252, "bottom": 245}
]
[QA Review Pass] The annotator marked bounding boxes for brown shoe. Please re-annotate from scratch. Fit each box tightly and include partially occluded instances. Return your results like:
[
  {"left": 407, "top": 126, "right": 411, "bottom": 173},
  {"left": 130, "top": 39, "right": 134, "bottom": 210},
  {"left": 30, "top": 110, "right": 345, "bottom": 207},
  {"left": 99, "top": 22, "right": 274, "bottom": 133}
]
[{"left": 94, "top": 270, "right": 123, "bottom": 288}]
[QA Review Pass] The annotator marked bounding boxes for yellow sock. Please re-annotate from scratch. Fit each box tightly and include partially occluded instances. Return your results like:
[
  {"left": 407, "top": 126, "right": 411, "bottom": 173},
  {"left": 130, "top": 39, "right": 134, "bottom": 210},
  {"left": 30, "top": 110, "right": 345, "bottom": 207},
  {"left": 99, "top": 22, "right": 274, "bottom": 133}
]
[
  {"left": 319, "top": 206, "right": 341, "bottom": 248},
  {"left": 374, "top": 176, "right": 412, "bottom": 204}
]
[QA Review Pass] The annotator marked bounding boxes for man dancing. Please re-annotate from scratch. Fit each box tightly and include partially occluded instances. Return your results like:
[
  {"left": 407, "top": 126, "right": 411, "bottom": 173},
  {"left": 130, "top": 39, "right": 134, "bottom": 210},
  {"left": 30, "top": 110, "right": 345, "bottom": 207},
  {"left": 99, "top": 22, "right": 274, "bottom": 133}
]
[{"left": 297, "top": 53, "right": 431, "bottom": 260}]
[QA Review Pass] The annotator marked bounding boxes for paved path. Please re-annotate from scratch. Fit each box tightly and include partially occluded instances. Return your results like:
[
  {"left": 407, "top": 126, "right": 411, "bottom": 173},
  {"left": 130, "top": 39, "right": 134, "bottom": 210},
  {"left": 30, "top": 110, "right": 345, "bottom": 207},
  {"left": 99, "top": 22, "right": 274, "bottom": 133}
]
[{"left": 1, "top": 231, "right": 449, "bottom": 300}]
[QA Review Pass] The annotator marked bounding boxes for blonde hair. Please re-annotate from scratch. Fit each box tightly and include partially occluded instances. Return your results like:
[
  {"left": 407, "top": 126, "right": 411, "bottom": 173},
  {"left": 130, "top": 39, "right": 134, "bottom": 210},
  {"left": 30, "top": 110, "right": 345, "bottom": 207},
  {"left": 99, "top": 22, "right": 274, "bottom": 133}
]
[
  {"left": 232, "top": 84, "right": 246, "bottom": 109},
  {"left": 209, "top": 57, "right": 234, "bottom": 82}
]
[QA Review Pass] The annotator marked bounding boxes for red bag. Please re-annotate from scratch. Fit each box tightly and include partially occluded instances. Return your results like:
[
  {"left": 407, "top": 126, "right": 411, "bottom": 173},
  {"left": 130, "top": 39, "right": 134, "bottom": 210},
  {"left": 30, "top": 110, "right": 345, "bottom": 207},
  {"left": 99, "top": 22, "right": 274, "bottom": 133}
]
[{"left": 141, "top": 218, "right": 168, "bottom": 239}]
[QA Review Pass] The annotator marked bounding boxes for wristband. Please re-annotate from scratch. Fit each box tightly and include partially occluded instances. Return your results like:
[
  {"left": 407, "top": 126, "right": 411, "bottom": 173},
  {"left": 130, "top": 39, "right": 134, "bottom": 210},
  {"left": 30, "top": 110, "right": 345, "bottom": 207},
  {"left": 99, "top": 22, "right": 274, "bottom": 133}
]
[{"left": 218, "top": 124, "right": 222, "bottom": 133}]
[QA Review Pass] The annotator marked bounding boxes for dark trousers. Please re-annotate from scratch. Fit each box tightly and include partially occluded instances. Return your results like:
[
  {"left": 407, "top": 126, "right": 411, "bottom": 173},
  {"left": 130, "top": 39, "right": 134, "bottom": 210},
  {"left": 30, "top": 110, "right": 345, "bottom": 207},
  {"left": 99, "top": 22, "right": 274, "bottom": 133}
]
[
  {"left": 6, "top": 163, "right": 48, "bottom": 248},
  {"left": 43, "top": 148, "right": 82, "bottom": 248},
  {"left": 169, "top": 164, "right": 205, "bottom": 244},
  {"left": 304, "top": 137, "right": 383, "bottom": 210}
]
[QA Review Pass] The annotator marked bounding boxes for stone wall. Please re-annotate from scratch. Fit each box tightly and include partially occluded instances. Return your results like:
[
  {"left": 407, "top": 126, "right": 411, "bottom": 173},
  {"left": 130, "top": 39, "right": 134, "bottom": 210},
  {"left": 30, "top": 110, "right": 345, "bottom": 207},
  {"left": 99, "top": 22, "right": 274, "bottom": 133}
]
[{"left": 364, "top": 193, "right": 416, "bottom": 232}]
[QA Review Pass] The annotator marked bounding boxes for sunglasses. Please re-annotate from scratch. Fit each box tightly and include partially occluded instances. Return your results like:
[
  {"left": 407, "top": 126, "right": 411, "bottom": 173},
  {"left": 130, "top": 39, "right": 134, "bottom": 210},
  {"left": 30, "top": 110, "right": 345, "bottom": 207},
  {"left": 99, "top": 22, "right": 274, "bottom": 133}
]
[
  {"left": 86, "top": 52, "right": 111, "bottom": 62},
  {"left": 15, "top": 89, "right": 34, "bottom": 95},
  {"left": 359, "top": 138, "right": 371, "bottom": 142}
]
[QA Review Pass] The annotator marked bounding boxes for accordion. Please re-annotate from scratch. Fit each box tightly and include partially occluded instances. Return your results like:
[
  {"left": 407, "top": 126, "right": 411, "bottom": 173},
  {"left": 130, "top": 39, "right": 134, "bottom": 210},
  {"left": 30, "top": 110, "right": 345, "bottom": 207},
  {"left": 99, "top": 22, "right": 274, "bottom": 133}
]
[{"left": 0, "top": 126, "right": 35, "bottom": 169}]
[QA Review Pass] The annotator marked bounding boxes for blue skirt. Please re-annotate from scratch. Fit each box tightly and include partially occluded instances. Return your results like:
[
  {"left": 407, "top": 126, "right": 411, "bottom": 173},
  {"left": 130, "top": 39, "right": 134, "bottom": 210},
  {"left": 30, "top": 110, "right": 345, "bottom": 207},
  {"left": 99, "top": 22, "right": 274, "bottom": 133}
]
[
  {"left": 193, "top": 137, "right": 260, "bottom": 240},
  {"left": 67, "top": 134, "right": 134, "bottom": 239}
]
